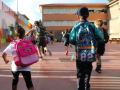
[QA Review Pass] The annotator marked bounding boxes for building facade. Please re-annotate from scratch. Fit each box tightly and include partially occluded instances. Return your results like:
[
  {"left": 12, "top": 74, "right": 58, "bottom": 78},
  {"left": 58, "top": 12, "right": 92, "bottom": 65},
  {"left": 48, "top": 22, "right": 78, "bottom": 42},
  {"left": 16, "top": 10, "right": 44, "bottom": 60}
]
[
  {"left": 0, "top": 0, "right": 32, "bottom": 47},
  {"left": 0, "top": 0, "right": 17, "bottom": 47},
  {"left": 40, "top": 3, "right": 108, "bottom": 40},
  {"left": 108, "top": 0, "right": 120, "bottom": 39}
]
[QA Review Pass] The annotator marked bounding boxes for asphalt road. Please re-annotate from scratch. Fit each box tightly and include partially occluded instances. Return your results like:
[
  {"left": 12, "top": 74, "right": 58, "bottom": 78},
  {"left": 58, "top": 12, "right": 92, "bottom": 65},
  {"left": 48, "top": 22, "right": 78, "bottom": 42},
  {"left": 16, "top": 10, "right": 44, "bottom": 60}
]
[{"left": 0, "top": 42, "right": 120, "bottom": 90}]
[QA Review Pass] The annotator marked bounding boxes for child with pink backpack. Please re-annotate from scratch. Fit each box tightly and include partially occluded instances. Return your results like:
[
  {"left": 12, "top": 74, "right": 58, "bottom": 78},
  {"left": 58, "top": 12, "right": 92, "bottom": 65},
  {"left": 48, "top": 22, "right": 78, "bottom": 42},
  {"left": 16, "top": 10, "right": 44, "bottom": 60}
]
[{"left": 2, "top": 25, "right": 39, "bottom": 90}]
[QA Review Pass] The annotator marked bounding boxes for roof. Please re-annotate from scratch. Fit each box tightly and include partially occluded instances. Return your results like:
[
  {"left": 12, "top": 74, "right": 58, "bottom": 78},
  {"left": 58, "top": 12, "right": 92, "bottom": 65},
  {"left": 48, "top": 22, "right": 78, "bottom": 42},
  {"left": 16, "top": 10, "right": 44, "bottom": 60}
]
[
  {"left": 39, "top": 3, "right": 107, "bottom": 7},
  {"left": 22, "top": 14, "right": 29, "bottom": 20},
  {"left": 107, "top": 0, "right": 119, "bottom": 6}
]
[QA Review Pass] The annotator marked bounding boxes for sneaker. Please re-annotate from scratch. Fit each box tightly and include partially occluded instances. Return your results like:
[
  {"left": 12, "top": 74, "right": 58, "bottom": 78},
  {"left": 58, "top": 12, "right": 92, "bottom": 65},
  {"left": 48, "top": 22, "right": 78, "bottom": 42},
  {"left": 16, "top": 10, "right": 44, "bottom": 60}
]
[{"left": 95, "top": 68, "right": 102, "bottom": 73}]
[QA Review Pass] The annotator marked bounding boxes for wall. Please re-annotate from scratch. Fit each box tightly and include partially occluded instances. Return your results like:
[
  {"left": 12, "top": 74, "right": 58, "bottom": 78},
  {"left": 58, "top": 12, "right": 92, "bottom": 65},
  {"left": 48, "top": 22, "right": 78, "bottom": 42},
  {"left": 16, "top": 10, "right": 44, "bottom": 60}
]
[
  {"left": 0, "top": 0, "right": 16, "bottom": 47},
  {"left": 108, "top": 0, "right": 120, "bottom": 39}
]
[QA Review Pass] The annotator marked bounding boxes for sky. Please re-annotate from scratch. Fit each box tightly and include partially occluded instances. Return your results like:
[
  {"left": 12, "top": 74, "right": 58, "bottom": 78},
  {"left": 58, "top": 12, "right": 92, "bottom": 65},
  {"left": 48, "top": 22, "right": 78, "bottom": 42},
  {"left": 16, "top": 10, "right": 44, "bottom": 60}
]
[{"left": 2, "top": 0, "right": 108, "bottom": 24}]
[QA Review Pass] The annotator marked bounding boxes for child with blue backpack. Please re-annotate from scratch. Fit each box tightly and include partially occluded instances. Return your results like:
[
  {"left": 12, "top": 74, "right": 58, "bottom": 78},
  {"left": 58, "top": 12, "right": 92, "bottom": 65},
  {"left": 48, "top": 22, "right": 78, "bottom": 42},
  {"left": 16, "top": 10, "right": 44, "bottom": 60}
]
[
  {"left": 69, "top": 7, "right": 104, "bottom": 90},
  {"left": 2, "top": 25, "right": 35, "bottom": 90}
]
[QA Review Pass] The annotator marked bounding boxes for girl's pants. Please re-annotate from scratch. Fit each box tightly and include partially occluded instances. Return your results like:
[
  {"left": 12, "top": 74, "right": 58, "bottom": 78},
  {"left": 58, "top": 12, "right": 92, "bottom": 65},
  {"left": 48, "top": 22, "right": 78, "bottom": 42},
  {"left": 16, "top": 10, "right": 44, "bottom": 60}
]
[{"left": 12, "top": 71, "right": 34, "bottom": 89}]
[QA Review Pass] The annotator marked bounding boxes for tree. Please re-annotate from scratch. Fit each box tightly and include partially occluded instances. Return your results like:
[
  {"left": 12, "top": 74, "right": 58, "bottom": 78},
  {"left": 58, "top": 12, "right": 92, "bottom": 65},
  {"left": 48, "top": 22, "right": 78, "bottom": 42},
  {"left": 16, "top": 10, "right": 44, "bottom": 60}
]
[{"left": 8, "top": 24, "right": 15, "bottom": 39}]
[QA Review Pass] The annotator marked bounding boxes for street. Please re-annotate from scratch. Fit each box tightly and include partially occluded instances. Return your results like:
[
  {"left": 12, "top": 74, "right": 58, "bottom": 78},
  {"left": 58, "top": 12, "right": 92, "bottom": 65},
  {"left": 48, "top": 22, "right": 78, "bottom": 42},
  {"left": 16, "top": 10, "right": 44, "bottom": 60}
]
[{"left": 0, "top": 42, "right": 120, "bottom": 90}]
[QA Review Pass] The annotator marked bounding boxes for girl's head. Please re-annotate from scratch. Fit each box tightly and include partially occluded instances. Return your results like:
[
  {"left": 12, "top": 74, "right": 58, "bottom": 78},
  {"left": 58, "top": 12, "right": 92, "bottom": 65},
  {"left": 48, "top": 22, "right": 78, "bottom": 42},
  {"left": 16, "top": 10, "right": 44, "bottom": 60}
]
[
  {"left": 95, "top": 19, "right": 103, "bottom": 27},
  {"left": 15, "top": 25, "right": 25, "bottom": 39}
]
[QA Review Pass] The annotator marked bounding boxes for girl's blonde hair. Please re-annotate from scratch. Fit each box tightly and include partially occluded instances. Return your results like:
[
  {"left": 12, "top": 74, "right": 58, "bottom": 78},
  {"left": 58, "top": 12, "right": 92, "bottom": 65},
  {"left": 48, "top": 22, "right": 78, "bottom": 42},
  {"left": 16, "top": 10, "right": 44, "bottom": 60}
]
[{"left": 95, "top": 19, "right": 103, "bottom": 27}]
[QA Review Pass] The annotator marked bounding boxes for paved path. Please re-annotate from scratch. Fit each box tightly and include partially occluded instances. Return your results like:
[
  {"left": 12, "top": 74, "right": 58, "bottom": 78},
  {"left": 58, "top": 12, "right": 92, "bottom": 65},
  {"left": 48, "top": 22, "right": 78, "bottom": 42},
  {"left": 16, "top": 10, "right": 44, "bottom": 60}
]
[{"left": 0, "top": 42, "right": 120, "bottom": 90}]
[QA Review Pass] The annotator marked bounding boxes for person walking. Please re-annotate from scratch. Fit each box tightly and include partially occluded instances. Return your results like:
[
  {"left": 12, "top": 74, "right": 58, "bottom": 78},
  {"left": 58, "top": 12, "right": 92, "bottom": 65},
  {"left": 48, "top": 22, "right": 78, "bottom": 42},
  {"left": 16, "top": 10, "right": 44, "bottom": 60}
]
[
  {"left": 69, "top": 7, "right": 104, "bottom": 90},
  {"left": 64, "top": 29, "right": 70, "bottom": 56},
  {"left": 2, "top": 25, "right": 35, "bottom": 90},
  {"left": 26, "top": 21, "right": 47, "bottom": 58},
  {"left": 95, "top": 20, "right": 109, "bottom": 73},
  {"left": 34, "top": 21, "right": 47, "bottom": 57}
]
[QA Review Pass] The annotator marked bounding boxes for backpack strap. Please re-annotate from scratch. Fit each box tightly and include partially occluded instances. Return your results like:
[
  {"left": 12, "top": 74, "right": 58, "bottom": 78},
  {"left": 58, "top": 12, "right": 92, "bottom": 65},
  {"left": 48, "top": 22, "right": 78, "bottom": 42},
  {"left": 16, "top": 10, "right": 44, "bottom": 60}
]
[{"left": 88, "top": 23, "right": 96, "bottom": 37}]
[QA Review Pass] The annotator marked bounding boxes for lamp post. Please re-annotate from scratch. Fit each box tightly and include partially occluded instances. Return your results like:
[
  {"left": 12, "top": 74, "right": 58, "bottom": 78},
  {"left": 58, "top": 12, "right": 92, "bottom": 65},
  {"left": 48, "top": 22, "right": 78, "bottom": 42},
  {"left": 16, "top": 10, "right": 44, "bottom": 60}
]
[
  {"left": 15, "top": 0, "right": 19, "bottom": 27},
  {"left": 17, "top": 0, "right": 18, "bottom": 15}
]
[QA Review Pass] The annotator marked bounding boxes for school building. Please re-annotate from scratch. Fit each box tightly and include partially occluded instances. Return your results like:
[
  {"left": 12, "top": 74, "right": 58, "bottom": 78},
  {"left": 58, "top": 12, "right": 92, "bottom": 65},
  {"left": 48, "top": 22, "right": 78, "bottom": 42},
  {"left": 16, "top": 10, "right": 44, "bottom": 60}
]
[
  {"left": 40, "top": 1, "right": 120, "bottom": 41},
  {"left": 39, "top": 3, "right": 108, "bottom": 40}
]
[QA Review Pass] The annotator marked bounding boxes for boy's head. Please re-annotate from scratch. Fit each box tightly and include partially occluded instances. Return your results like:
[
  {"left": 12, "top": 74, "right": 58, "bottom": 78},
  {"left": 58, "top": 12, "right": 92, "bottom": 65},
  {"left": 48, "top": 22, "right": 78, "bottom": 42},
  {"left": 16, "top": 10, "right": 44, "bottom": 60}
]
[
  {"left": 77, "top": 7, "right": 89, "bottom": 19},
  {"left": 34, "top": 21, "right": 39, "bottom": 26},
  {"left": 15, "top": 25, "right": 25, "bottom": 39}
]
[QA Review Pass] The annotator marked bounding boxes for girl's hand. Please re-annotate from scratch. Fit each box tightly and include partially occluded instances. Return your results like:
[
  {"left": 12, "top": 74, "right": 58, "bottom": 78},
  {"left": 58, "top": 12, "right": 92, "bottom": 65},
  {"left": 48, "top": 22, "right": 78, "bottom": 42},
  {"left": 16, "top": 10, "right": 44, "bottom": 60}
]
[
  {"left": 2, "top": 53, "right": 9, "bottom": 64},
  {"left": 4, "top": 60, "right": 9, "bottom": 64}
]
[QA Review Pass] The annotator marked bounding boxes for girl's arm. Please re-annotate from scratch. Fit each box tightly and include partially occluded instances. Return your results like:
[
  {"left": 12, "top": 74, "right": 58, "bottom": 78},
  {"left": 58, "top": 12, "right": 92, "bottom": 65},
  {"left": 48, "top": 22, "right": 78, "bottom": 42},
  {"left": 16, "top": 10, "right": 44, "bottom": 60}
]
[{"left": 2, "top": 53, "right": 9, "bottom": 64}]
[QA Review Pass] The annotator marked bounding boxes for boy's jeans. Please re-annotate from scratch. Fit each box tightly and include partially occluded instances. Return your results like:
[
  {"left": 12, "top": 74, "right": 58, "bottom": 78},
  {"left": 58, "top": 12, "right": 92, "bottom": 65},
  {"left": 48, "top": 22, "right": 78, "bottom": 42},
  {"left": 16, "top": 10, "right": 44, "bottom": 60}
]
[{"left": 76, "top": 61, "right": 93, "bottom": 90}]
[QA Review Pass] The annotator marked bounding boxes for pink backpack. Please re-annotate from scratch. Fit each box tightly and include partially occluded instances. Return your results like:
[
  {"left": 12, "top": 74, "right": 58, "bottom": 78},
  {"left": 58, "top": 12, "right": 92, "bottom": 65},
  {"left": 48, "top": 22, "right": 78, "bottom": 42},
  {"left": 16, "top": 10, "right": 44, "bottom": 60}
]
[{"left": 13, "top": 39, "right": 39, "bottom": 67}]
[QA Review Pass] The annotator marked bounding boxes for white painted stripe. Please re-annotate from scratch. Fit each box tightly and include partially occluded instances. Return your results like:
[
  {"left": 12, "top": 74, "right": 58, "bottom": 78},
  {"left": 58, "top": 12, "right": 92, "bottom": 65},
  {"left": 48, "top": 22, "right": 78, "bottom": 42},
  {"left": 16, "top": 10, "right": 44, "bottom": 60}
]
[
  {"left": 0, "top": 74, "right": 76, "bottom": 78},
  {"left": 1, "top": 67, "right": 120, "bottom": 70},
  {"left": 92, "top": 87, "right": 120, "bottom": 89},
  {"left": 1, "top": 74, "right": 120, "bottom": 80},
  {"left": 91, "top": 82, "right": 120, "bottom": 84},
  {"left": 0, "top": 70, "right": 75, "bottom": 73},
  {"left": 43, "top": 21, "right": 77, "bottom": 26},
  {"left": 91, "top": 80, "right": 120, "bottom": 82},
  {"left": 43, "top": 8, "right": 106, "bottom": 14},
  {"left": 91, "top": 76, "right": 120, "bottom": 79},
  {"left": 43, "top": 8, "right": 78, "bottom": 14}
]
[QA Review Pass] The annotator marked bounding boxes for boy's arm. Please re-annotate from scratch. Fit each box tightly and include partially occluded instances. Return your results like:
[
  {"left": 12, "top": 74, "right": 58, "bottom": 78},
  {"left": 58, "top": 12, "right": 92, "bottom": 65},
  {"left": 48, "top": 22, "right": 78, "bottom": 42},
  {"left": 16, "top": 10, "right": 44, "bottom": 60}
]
[
  {"left": 92, "top": 24, "right": 104, "bottom": 42},
  {"left": 69, "top": 26, "right": 76, "bottom": 45},
  {"left": 2, "top": 53, "right": 9, "bottom": 64},
  {"left": 25, "top": 29, "right": 34, "bottom": 36},
  {"left": 103, "top": 28, "right": 109, "bottom": 43}
]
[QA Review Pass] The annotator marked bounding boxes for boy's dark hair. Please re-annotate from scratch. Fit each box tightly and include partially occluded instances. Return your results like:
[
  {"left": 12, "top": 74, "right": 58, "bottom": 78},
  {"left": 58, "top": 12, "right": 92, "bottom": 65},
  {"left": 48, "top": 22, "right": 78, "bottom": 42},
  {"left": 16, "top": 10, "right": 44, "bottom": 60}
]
[
  {"left": 16, "top": 25, "right": 25, "bottom": 39},
  {"left": 34, "top": 21, "right": 39, "bottom": 26},
  {"left": 77, "top": 7, "right": 89, "bottom": 17}
]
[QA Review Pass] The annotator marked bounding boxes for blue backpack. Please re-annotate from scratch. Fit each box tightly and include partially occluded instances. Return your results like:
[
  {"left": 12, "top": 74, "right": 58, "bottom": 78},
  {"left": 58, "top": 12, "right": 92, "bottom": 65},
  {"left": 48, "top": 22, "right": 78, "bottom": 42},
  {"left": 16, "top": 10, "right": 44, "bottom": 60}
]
[
  {"left": 76, "top": 22, "right": 97, "bottom": 62},
  {"left": 69, "top": 21, "right": 104, "bottom": 62}
]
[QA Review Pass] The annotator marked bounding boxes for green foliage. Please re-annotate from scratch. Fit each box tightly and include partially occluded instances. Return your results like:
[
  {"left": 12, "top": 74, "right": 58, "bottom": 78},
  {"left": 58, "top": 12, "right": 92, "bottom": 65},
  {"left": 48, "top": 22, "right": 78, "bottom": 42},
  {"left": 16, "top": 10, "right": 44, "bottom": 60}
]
[{"left": 8, "top": 24, "right": 15, "bottom": 37}]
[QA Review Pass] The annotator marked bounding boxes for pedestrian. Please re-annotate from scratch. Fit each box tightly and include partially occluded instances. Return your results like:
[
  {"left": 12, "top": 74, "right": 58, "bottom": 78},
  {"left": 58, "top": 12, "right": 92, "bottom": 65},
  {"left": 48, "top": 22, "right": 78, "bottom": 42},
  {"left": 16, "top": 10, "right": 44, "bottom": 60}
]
[
  {"left": 64, "top": 29, "right": 70, "bottom": 55},
  {"left": 27, "top": 21, "right": 47, "bottom": 58},
  {"left": 95, "top": 20, "right": 109, "bottom": 73},
  {"left": 49, "top": 31, "right": 54, "bottom": 44},
  {"left": 69, "top": 7, "right": 104, "bottom": 90},
  {"left": 34, "top": 21, "right": 47, "bottom": 57},
  {"left": 2, "top": 25, "right": 35, "bottom": 90}
]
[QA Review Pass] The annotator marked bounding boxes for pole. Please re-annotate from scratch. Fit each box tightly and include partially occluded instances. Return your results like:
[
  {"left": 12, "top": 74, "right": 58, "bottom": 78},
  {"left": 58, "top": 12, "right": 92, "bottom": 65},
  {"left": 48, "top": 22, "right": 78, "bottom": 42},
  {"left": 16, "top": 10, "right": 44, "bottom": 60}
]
[
  {"left": 17, "top": 0, "right": 18, "bottom": 15},
  {"left": 16, "top": 0, "right": 18, "bottom": 27}
]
